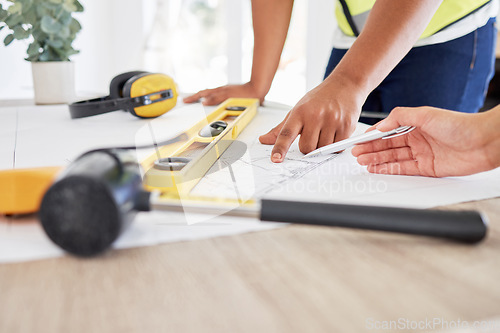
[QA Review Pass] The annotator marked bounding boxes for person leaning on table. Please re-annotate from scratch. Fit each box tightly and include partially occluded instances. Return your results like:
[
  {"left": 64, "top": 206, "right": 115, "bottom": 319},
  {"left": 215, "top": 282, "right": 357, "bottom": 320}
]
[
  {"left": 184, "top": 0, "right": 498, "bottom": 163},
  {"left": 351, "top": 105, "right": 500, "bottom": 177}
]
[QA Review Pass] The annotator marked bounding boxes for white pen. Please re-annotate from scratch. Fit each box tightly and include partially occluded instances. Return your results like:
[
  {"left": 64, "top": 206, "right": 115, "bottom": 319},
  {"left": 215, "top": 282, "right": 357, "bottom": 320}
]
[{"left": 303, "top": 126, "right": 416, "bottom": 158}]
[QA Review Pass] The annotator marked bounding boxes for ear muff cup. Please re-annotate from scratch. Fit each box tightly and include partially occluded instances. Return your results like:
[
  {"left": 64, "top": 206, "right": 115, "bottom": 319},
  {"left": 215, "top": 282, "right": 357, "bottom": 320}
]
[
  {"left": 121, "top": 73, "right": 178, "bottom": 118},
  {"left": 68, "top": 71, "right": 177, "bottom": 119},
  {"left": 109, "top": 71, "right": 148, "bottom": 99}
]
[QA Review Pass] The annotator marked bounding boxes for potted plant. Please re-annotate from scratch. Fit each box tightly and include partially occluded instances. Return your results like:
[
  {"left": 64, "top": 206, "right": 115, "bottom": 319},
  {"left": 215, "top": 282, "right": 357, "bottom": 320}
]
[{"left": 0, "top": 0, "right": 83, "bottom": 104}]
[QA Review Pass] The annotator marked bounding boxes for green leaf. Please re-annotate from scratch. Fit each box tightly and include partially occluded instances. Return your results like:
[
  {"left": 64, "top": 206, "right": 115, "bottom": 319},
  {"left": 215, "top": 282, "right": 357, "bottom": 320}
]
[
  {"left": 7, "top": 2, "right": 22, "bottom": 15},
  {"left": 74, "top": 0, "right": 83, "bottom": 12},
  {"left": 62, "top": 0, "right": 77, "bottom": 13},
  {"left": 36, "top": 4, "right": 49, "bottom": 17},
  {"left": 52, "top": 46, "right": 68, "bottom": 60},
  {"left": 4, "top": 33, "right": 14, "bottom": 46},
  {"left": 5, "top": 13, "right": 22, "bottom": 27},
  {"left": 41, "top": 15, "right": 61, "bottom": 34},
  {"left": 58, "top": 12, "right": 71, "bottom": 26},
  {"left": 38, "top": 49, "right": 50, "bottom": 61},
  {"left": 25, "top": 54, "right": 39, "bottom": 62},
  {"left": 67, "top": 47, "right": 78, "bottom": 56},
  {"left": 24, "top": 7, "right": 36, "bottom": 22},
  {"left": 38, "top": 2, "right": 59, "bottom": 19},
  {"left": 39, "top": 47, "right": 62, "bottom": 61},
  {"left": 19, "top": 0, "right": 32, "bottom": 7},
  {"left": 56, "top": 25, "right": 69, "bottom": 39},
  {"left": 27, "top": 41, "right": 40, "bottom": 55},
  {"left": 32, "top": 27, "right": 48, "bottom": 41},
  {"left": 54, "top": 4, "right": 64, "bottom": 18},
  {"left": 18, "top": 0, "right": 32, "bottom": 12},
  {"left": 46, "top": 38, "right": 63, "bottom": 48},
  {"left": 13, "top": 25, "right": 30, "bottom": 39},
  {"left": 0, "top": 8, "right": 9, "bottom": 21},
  {"left": 48, "top": 0, "right": 63, "bottom": 4},
  {"left": 0, "top": 25, "right": 4, "bottom": 32},
  {"left": 69, "top": 17, "right": 80, "bottom": 34}
]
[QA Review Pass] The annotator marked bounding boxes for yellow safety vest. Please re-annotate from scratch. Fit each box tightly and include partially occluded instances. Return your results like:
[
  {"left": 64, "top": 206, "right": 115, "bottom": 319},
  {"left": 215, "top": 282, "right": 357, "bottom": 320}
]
[{"left": 335, "top": 0, "right": 492, "bottom": 38}]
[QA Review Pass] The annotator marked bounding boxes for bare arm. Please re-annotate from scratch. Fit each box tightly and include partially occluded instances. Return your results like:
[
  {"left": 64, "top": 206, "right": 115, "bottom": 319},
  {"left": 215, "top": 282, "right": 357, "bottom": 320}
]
[
  {"left": 260, "top": 0, "right": 444, "bottom": 162},
  {"left": 183, "top": 0, "right": 294, "bottom": 105},
  {"left": 249, "top": 0, "right": 293, "bottom": 99},
  {"left": 352, "top": 105, "right": 500, "bottom": 177}
]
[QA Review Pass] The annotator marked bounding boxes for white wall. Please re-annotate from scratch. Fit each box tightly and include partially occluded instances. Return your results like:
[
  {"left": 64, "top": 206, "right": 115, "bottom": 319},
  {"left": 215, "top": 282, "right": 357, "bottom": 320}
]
[
  {"left": 74, "top": 0, "right": 145, "bottom": 96},
  {"left": 0, "top": 0, "right": 145, "bottom": 99},
  {"left": 306, "top": 0, "right": 336, "bottom": 91},
  {"left": 0, "top": 7, "right": 33, "bottom": 99}
]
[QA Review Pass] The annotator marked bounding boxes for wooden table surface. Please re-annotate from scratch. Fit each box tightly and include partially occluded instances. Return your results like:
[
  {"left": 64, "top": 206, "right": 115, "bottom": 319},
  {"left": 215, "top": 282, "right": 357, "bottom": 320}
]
[{"left": 1, "top": 197, "right": 499, "bottom": 333}]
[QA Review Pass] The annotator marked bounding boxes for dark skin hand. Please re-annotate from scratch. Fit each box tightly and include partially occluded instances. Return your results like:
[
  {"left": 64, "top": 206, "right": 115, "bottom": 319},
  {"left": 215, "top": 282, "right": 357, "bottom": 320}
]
[{"left": 258, "top": 75, "right": 363, "bottom": 162}]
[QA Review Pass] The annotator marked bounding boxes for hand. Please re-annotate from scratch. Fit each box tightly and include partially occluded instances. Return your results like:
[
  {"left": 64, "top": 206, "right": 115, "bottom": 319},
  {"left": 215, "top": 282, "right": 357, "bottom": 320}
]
[
  {"left": 183, "top": 82, "right": 265, "bottom": 106},
  {"left": 259, "top": 80, "right": 363, "bottom": 163},
  {"left": 352, "top": 106, "right": 499, "bottom": 177}
]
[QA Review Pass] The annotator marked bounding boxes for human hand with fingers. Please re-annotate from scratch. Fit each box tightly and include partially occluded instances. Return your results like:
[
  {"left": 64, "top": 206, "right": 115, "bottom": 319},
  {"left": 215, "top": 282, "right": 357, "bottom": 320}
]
[
  {"left": 183, "top": 82, "right": 265, "bottom": 106},
  {"left": 352, "top": 106, "right": 500, "bottom": 177},
  {"left": 259, "top": 79, "right": 364, "bottom": 163}
]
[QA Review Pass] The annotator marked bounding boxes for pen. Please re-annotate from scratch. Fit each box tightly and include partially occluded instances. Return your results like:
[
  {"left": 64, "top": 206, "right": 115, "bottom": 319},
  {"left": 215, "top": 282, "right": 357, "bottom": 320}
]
[{"left": 303, "top": 126, "right": 415, "bottom": 158}]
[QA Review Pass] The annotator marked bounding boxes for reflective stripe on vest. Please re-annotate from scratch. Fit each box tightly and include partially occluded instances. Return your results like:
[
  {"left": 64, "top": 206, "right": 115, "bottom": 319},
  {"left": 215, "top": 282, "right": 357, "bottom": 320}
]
[{"left": 335, "top": 0, "right": 491, "bottom": 38}]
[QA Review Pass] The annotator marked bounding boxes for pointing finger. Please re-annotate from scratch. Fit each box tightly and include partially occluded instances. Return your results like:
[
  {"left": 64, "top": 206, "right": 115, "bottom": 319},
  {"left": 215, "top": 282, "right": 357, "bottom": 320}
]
[
  {"left": 271, "top": 118, "right": 303, "bottom": 163},
  {"left": 259, "top": 114, "right": 290, "bottom": 145}
]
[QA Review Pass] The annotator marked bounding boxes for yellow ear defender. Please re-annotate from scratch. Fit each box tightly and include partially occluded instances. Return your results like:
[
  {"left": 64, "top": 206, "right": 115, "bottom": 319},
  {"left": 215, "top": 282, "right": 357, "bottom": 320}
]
[{"left": 69, "top": 71, "right": 178, "bottom": 119}]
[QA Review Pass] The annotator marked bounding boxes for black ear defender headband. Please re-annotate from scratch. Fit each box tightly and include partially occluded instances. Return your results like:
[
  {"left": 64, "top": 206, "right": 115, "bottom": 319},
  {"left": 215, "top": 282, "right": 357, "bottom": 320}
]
[{"left": 68, "top": 71, "right": 178, "bottom": 119}]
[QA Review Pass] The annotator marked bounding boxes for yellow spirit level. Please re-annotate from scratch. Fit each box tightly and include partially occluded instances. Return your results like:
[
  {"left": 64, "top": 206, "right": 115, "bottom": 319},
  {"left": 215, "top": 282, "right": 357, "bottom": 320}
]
[{"left": 142, "top": 98, "right": 258, "bottom": 199}]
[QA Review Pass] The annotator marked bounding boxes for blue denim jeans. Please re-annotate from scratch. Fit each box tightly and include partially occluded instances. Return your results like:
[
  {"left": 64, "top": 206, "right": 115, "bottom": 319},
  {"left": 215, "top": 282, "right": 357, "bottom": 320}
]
[{"left": 324, "top": 18, "right": 497, "bottom": 123}]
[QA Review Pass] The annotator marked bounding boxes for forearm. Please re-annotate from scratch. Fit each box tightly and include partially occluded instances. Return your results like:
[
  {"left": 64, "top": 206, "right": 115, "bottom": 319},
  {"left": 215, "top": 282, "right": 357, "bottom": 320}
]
[
  {"left": 325, "top": 0, "right": 443, "bottom": 98},
  {"left": 249, "top": 0, "right": 294, "bottom": 97},
  {"left": 481, "top": 106, "right": 500, "bottom": 169}
]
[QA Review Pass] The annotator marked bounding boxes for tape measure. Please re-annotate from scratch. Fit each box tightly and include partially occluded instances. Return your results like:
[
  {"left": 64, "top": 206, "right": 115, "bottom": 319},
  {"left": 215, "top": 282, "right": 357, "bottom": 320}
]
[
  {"left": 0, "top": 98, "right": 259, "bottom": 215},
  {"left": 0, "top": 167, "right": 62, "bottom": 215}
]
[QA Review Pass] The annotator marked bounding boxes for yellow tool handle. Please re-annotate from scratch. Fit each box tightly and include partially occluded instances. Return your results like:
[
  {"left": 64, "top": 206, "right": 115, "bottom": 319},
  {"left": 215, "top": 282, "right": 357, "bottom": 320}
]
[{"left": 0, "top": 167, "right": 62, "bottom": 215}]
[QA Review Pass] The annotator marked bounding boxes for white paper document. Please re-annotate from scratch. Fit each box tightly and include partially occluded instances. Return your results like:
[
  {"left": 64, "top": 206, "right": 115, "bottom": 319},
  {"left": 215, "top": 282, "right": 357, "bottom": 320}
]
[{"left": 1, "top": 101, "right": 499, "bottom": 263}]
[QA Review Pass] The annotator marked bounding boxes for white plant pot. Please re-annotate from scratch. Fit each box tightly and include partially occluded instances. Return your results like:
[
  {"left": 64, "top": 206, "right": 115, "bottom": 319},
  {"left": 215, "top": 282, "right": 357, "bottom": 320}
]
[{"left": 31, "top": 61, "right": 75, "bottom": 105}]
